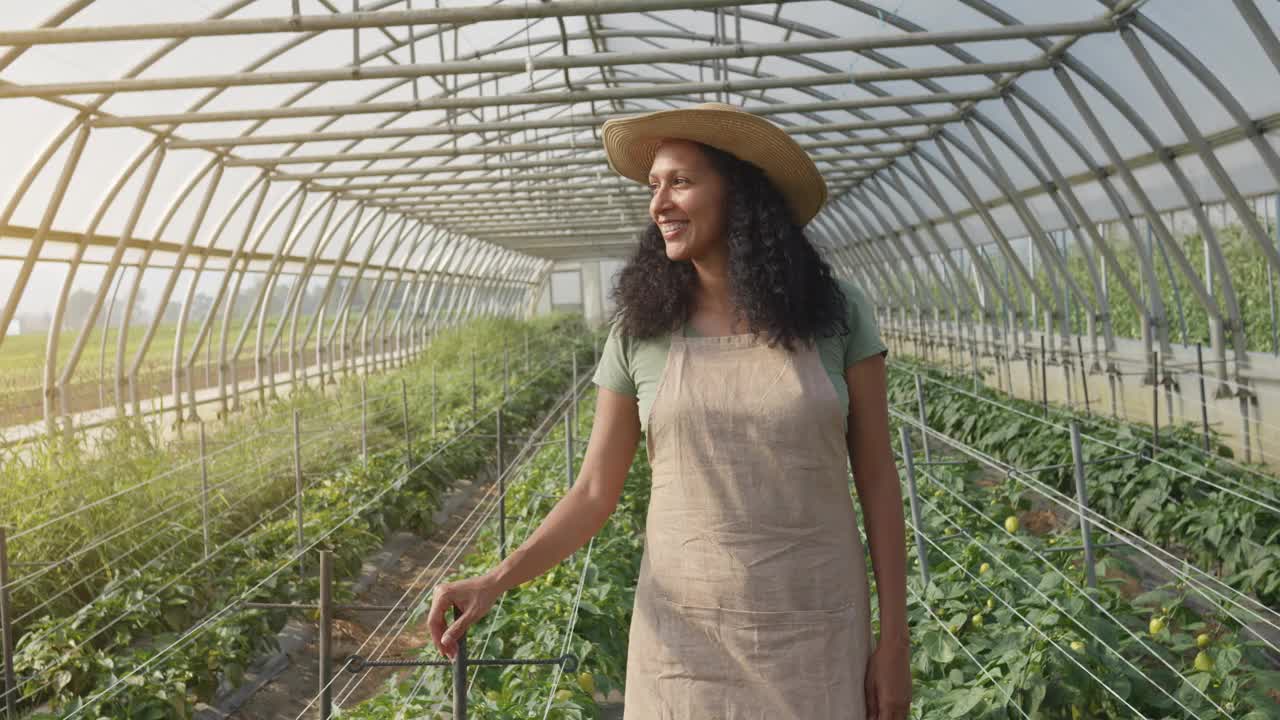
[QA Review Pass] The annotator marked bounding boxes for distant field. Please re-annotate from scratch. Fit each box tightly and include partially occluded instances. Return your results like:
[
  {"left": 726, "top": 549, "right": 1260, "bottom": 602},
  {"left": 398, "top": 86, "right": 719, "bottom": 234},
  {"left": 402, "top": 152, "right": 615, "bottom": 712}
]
[{"left": 0, "top": 317, "right": 357, "bottom": 425}]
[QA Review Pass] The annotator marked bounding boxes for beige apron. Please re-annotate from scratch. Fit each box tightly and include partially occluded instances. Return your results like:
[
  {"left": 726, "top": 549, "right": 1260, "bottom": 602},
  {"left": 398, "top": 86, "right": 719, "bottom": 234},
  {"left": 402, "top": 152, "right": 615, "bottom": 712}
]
[{"left": 624, "top": 332, "right": 872, "bottom": 720}]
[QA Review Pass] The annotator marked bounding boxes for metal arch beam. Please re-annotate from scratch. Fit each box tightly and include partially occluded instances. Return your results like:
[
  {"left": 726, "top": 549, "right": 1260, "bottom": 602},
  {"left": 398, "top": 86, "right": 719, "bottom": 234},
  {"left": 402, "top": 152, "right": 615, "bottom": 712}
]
[
  {"left": 959, "top": 0, "right": 1246, "bottom": 371},
  {"left": 852, "top": 182, "right": 961, "bottom": 316},
  {"left": 170, "top": 113, "right": 959, "bottom": 149},
  {"left": 0, "top": 0, "right": 783, "bottom": 46},
  {"left": 97, "top": 89, "right": 1000, "bottom": 127},
  {"left": 7, "top": 57, "right": 1049, "bottom": 102},
  {"left": 0, "top": 15, "right": 1114, "bottom": 67},
  {"left": 892, "top": 155, "right": 1015, "bottom": 318},
  {"left": 184, "top": 174, "right": 273, "bottom": 416},
  {"left": 44, "top": 136, "right": 169, "bottom": 431},
  {"left": 876, "top": 167, "right": 988, "bottom": 313},
  {"left": 0, "top": 120, "right": 90, "bottom": 353}
]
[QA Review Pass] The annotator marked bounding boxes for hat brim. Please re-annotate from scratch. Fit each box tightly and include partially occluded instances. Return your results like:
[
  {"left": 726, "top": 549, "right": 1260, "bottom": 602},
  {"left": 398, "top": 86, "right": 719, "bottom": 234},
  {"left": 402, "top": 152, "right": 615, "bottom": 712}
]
[{"left": 601, "top": 105, "right": 828, "bottom": 226}]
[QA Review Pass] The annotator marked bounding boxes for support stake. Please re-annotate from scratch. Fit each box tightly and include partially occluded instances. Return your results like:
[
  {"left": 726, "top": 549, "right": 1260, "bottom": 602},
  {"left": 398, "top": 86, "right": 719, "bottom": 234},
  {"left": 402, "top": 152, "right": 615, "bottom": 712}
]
[
  {"left": 1069, "top": 422, "right": 1099, "bottom": 589},
  {"left": 360, "top": 377, "right": 368, "bottom": 470},
  {"left": 565, "top": 411, "right": 575, "bottom": 489},
  {"left": 1151, "top": 351, "right": 1160, "bottom": 457},
  {"left": 1196, "top": 343, "right": 1211, "bottom": 453},
  {"left": 898, "top": 429, "right": 930, "bottom": 588},
  {"left": 498, "top": 408, "right": 506, "bottom": 560},
  {"left": 319, "top": 551, "right": 333, "bottom": 720},
  {"left": 1, "top": 528, "right": 17, "bottom": 719},
  {"left": 293, "top": 410, "right": 305, "bottom": 579},
  {"left": 1040, "top": 335, "right": 1049, "bottom": 416},
  {"left": 1076, "top": 336, "right": 1091, "bottom": 418},
  {"left": 913, "top": 373, "right": 931, "bottom": 464},
  {"left": 453, "top": 606, "right": 468, "bottom": 720},
  {"left": 199, "top": 421, "right": 210, "bottom": 562},
  {"left": 401, "top": 378, "right": 412, "bottom": 468}
]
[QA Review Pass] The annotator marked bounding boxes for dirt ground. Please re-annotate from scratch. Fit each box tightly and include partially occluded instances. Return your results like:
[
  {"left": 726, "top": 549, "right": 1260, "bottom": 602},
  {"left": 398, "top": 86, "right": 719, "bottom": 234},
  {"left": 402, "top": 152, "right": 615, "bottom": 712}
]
[{"left": 227, "top": 472, "right": 494, "bottom": 719}]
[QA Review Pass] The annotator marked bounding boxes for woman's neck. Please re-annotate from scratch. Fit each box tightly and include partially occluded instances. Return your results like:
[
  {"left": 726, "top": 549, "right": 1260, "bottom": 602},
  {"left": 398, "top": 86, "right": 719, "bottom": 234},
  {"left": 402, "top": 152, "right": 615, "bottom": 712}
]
[{"left": 690, "top": 247, "right": 748, "bottom": 334}]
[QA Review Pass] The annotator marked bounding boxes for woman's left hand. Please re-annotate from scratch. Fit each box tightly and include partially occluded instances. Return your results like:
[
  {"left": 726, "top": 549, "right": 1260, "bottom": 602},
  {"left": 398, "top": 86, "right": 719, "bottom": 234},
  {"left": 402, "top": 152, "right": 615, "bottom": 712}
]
[{"left": 865, "top": 636, "right": 911, "bottom": 720}]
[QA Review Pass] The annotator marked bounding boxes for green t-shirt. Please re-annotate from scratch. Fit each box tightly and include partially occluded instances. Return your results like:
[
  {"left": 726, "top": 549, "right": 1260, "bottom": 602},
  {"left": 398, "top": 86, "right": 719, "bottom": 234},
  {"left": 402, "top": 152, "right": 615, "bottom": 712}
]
[{"left": 592, "top": 280, "right": 887, "bottom": 434}]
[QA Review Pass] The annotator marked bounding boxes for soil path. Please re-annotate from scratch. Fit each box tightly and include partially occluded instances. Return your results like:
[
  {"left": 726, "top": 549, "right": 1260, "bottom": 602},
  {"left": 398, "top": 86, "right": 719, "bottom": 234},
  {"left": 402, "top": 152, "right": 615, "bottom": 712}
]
[{"left": 227, "top": 471, "right": 494, "bottom": 719}]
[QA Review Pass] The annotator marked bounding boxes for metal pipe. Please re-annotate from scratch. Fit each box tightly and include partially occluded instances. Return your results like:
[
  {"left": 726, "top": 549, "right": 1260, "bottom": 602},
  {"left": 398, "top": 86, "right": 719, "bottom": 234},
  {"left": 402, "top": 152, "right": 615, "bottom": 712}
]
[
  {"left": 1, "top": 527, "right": 16, "bottom": 718},
  {"left": 1068, "top": 421, "right": 1098, "bottom": 589},
  {"left": 0, "top": 121, "right": 91, "bottom": 353},
  {"left": 898, "top": 428, "right": 930, "bottom": 588},
  {"left": 171, "top": 112, "right": 962, "bottom": 150},
  {"left": 319, "top": 550, "right": 333, "bottom": 720},
  {"left": 101, "top": 88, "right": 1000, "bottom": 128}
]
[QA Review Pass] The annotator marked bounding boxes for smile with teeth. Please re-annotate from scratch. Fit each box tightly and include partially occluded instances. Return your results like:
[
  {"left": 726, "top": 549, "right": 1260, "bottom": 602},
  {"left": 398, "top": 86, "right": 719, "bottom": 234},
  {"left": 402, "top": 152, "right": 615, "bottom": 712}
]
[{"left": 659, "top": 221, "right": 689, "bottom": 238}]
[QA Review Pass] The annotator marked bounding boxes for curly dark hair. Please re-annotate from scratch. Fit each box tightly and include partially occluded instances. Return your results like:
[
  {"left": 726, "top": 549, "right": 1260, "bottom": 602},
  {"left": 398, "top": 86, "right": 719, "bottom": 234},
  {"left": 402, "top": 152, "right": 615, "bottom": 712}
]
[{"left": 610, "top": 142, "right": 847, "bottom": 351}]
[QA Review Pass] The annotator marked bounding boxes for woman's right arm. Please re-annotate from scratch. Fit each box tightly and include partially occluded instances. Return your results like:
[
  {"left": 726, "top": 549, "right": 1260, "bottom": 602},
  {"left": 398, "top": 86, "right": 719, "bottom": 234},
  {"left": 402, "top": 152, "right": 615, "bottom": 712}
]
[{"left": 426, "top": 386, "right": 641, "bottom": 659}]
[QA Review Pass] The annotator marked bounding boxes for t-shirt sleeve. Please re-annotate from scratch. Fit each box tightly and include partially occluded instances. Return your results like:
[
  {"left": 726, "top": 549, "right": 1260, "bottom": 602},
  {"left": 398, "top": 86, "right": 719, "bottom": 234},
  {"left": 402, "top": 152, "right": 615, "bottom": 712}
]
[
  {"left": 592, "top": 321, "right": 637, "bottom": 397},
  {"left": 841, "top": 281, "right": 888, "bottom": 369}
]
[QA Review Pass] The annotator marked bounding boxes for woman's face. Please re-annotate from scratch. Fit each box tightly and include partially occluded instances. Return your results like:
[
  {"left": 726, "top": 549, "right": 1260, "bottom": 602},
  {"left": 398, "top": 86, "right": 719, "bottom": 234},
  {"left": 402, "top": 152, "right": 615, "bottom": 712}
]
[{"left": 647, "top": 140, "right": 728, "bottom": 263}]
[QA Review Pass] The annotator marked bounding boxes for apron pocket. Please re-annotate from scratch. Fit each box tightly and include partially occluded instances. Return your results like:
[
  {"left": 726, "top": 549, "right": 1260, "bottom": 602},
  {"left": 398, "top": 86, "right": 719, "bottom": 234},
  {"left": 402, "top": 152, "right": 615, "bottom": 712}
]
[{"left": 635, "top": 595, "right": 865, "bottom": 720}]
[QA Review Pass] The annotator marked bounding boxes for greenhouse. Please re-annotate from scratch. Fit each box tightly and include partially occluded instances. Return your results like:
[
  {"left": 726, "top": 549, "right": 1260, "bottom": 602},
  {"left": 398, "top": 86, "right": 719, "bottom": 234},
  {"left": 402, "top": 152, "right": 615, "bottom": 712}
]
[{"left": 1, "top": 1, "right": 1279, "bottom": 718}]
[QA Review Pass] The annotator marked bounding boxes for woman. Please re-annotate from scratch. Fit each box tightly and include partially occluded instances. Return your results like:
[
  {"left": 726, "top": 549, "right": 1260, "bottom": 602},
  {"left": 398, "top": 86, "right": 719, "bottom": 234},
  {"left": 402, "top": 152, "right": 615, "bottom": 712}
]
[{"left": 427, "top": 103, "right": 911, "bottom": 719}]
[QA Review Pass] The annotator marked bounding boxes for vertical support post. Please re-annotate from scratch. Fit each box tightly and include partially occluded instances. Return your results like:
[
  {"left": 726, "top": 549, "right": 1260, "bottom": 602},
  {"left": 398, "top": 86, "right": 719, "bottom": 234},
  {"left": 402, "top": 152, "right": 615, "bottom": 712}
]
[
  {"left": 1040, "top": 335, "right": 1049, "bottom": 416},
  {"left": 503, "top": 342, "right": 509, "bottom": 401},
  {"left": 898, "top": 429, "right": 930, "bottom": 587},
  {"left": 1077, "top": 336, "right": 1091, "bottom": 418},
  {"left": 1, "top": 528, "right": 17, "bottom": 719},
  {"left": 452, "top": 606, "right": 468, "bottom": 720},
  {"left": 292, "top": 410, "right": 305, "bottom": 579},
  {"left": 497, "top": 408, "right": 506, "bottom": 560},
  {"left": 431, "top": 363, "right": 437, "bottom": 440},
  {"left": 969, "top": 341, "right": 980, "bottom": 393},
  {"left": 571, "top": 349, "right": 579, "bottom": 431},
  {"left": 1151, "top": 351, "right": 1160, "bottom": 457},
  {"left": 360, "top": 377, "right": 368, "bottom": 470},
  {"left": 401, "top": 378, "right": 411, "bottom": 468},
  {"left": 471, "top": 347, "right": 477, "bottom": 420},
  {"left": 565, "top": 410, "right": 574, "bottom": 489},
  {"left": 199, "top": 421, "right": 210, "bottom": 562},
  {"left": 1069, "top": 421, "right": 1098, "bottom": 589},
  {"left": 318, "top": 550, "right": 333, "bottom": 720},
  {"left": 1196, "top": 343, "right": 1211, "bottom": 452},
  {"left": 913, "top": 374, "right": 931, "bottom": 464}
]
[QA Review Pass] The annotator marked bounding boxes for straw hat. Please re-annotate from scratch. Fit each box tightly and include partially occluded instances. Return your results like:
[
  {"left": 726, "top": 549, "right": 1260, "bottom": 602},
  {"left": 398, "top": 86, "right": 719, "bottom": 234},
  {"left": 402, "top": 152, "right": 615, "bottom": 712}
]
[{"left": 601, "top": 103, "right": 828, "bottom": 226}]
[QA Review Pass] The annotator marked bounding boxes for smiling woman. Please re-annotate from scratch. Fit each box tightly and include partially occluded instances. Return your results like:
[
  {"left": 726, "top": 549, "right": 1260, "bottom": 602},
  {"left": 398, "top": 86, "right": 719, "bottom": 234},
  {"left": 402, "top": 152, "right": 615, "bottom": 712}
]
[{"left": 427, "top": 103, "right": 911, "bottom": 720}]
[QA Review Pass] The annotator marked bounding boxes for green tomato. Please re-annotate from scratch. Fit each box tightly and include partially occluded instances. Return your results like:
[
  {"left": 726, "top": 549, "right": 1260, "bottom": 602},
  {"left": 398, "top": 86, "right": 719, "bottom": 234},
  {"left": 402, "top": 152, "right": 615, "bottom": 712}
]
[
  {"left": 1149, "top": 616, "right": 1166, "bottom": 636},
  {"left": 1193, "top": 650, "right": 1214, "bottom": 672}
]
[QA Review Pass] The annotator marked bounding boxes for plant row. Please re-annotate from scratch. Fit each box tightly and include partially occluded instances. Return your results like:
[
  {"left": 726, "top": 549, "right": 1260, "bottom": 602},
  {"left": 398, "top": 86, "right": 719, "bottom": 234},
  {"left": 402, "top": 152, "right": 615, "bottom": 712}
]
[
  {"left": 889, "top": 449, "right": 1280, "bottom": 718},
  {"left": 343, "top": 389, "right": 648, "bottom": 720},
  {"left": 886, "top": 362, "right": 1280, "bottom": 609},
  {"left": 13, "top": 315, "right": 596, "bottom": 719}
]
